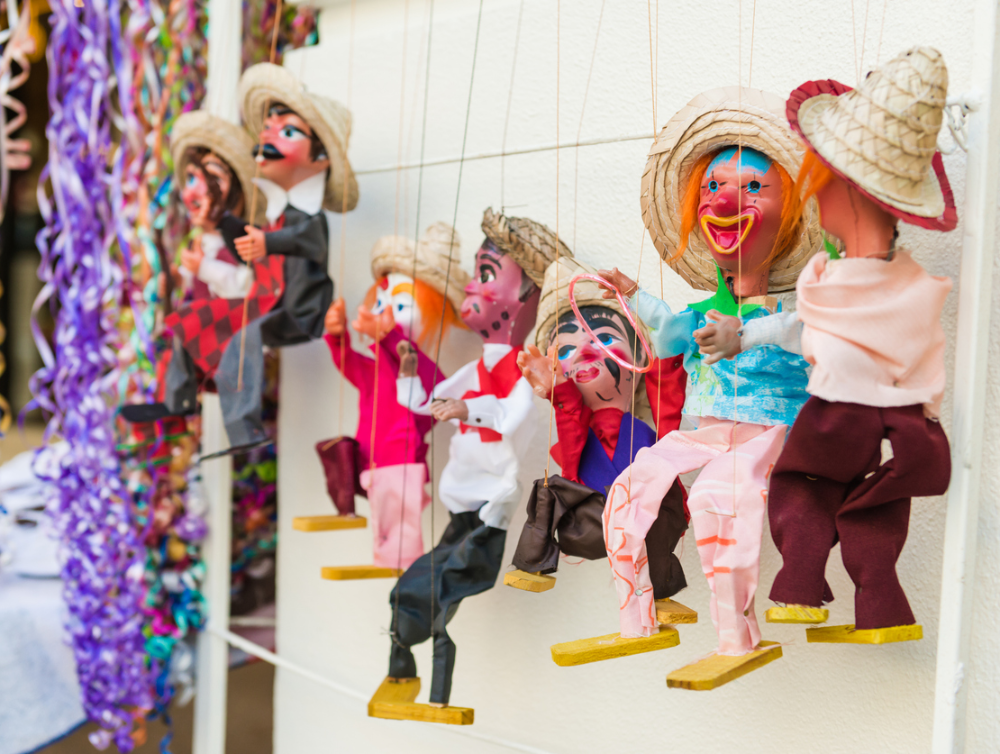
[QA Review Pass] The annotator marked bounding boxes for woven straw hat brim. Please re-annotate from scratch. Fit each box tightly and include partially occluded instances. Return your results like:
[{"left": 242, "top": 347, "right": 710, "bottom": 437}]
[
  {"left": 170, "top": 111, "right": 266, "bottom": 225},
  {"left": 370, "top": 223, "right": 470, "bottom": 314},
  {"left": 239, "top": 63, "right": 359, "bottom": 213},
  {"left": 788, "top": 78, "right": 957, "bottom": 232},
  {"left": 640, "top": 86, "right": 824, "bottom": 292},
  {"left": 481, "top": 208, "right": 574, "bottom": 288},
  {"left": 534, "top": 257, "right": 629, "bottom": 350}
]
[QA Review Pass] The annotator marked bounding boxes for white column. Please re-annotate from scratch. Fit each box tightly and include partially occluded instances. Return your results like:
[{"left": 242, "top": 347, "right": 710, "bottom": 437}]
[
  {"left": 204, "top": 0, "right": 243, "bottom": 123},
  {"left": 932, "top": 1, "right": 1000, "bottom": 751}
]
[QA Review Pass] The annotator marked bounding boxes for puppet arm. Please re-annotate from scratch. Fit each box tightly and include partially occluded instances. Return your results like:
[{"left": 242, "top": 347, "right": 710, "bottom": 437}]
[
  {"left": 198, "top": 258, "right": 253, "bottom": 298},
  {"left": 397, "top": 360, "right": 478, "bottom": 416},
  {"left": 462, "top": 378, "right": 536, "bottom": 437},
  {"left": 740, "top": 311, "right": 804, "bottom": 355},
  {"left": 645, "top": 357, "right": 686, "bottom": 439},
  {"left": 324, "top": 330, "right": 374, "bottom": 389},
  {"left": 629, "top": 290, "right": 700, "bottom": 359},
  {"left": 549, "top": 380, "right": 592, "bottom": 483},
  {"left": 264, "top": 214, "right": 329, "bottom": 264},
  {"left": 380, "top": 328, "right": 446, "bottom": 397}
]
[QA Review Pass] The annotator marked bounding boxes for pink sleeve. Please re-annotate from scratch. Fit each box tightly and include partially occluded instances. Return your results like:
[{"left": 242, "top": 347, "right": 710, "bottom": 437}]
[
  {"left": 378, "top": 328, "right": 445, "bottom": 393},
  {"left": 324, "top": 331, "right": 372, "bottom": 389}
]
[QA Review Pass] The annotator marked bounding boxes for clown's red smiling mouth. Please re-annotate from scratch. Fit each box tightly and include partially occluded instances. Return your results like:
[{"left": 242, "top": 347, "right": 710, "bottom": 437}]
[
  {"left": 574, "top": 365, "right": 602, "bottom": 384},
  {"left": 700, "top": 213, "right": 754, "bottom": 255}
]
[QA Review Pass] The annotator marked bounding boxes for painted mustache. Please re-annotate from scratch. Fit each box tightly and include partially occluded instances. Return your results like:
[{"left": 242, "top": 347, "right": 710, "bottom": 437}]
[{"left": 252, "top": 143, "right": 285, "bottom": 161}]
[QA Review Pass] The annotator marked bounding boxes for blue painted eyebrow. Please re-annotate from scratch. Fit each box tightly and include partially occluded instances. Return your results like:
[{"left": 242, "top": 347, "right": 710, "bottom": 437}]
[{"left": 707, "top": 146, "right": 773, "bottom": 176}]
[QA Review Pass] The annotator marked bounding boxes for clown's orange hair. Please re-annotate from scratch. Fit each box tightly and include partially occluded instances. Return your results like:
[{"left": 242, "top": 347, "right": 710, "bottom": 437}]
[
  {"left": 673, "top": 148, "right": 800, "bottom": 272},
  {"left": 364, "top": 276, "right": 465, "bottom": 353},
  {"left": 791, "top": 149, "right": 836, "bottom": 224}
]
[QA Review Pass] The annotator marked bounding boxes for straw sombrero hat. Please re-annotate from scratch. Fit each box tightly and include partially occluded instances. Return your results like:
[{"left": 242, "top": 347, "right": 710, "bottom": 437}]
[
  {"left": 534, "top": 257, "right": 629, "bottom": 350},
  {"left": 370, "top": 222, "right": 470, "bottom": 314},
  {"left": 641, "top": 86, "right": 823, "bottom": 292},
  {"left": 481, "top": 208, "right": 573, "bottom": 288},
  {"left": 170, "top": 110, "right": 265, "bottom": 225},
  {"left": 239, "top": 63, "right": 358, "bottom": 213},
  {"left": 787, "top": 47, "right": 957, "bottom": 232}
]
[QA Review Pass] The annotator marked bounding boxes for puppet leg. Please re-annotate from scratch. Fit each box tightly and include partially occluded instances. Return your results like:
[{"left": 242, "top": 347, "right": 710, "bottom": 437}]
[
  {"left": 689, "top": 424, "right": 785, "bottom": 655},
  {"left": 645, "top": 480, "right": 689, "bottom": 600},
  {"left": 216, "top": 318, "right": 269, "bottom": 448},
  {"left": 365, "top": 464, "right": 428, "bottom": 570},
  {"left": 162, "top": 335, "right": 199, "bottom": 415},
  {"left": 605, "top": 430, "right": 718, "bottom": 638},
  {"left": 837, "top": 405, "right": 951, "bottom": 629},
  {"left": 768, "top": 398, "right": 882, "bottom": 609}
]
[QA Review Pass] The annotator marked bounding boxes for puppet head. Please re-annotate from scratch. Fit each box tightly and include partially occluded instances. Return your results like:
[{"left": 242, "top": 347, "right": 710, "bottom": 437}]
[
  {"left": 641, "top": 86, "right": 823, "bottom": 294},
  {"left": 368, "top": 223, "right": 469, "bottom": 351},
  {"left": 239, "top": 63, "right": 358, "bottom": 212},
  {"left": 169, "top": 110, "right": 262, "bottom": 225},
  {"left": 463, "top": 209, "right": 572, "bottom": 346},
  {"left": 786, "top": 49, "right": 957, "bottom": 244}
]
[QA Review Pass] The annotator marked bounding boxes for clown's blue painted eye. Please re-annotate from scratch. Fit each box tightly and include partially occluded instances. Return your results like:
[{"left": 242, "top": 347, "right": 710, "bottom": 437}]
[
  {"left": 186, "top": 174, "right": 197, "bottom": 187},
  {"left": 597, "top": 332, "right": 615, "bottom": 346},
  {"left": 558, "top": 345, "right": 575, "bottom": 361},
  {"left": 708, "top": 180, "right": 719, "bottom": 192},
  {"left": 747, "top": 179, "right": 762, "bottom": 193},
  {"left": 280, "top": 125, "right": 308, "bottom": 141}
]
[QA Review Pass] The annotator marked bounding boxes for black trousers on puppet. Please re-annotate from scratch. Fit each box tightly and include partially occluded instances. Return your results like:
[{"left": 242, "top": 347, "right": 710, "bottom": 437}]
[
  {"left": 768, "top": 397, "right": 951, "bottom": 629},
  {"left": 162, "top": 335, "right": 199, "bottom": 416},
  {"left": 388, "top": 509, "right": 505, "bottom": 705},
  {"left": 214, "top": 314, "right": 272, "bottom": 448},
  {"left": 511, "top": 475, "right": 688, "bottom": 600}
]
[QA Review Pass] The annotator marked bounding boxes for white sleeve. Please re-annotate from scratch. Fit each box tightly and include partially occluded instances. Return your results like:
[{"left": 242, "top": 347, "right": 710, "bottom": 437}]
[
  {"left": 396, "top": 376, "right": 429, "bottom": 414},
  {"left": 396, "top": 360, "right": 479, "bottom": 415},
  {"left": 198, "top": 258, "right": 253, "bottom": 299},
  {"left": 462, "top": 378, "right": 536, "bottom": 436},
  {"left": 740, "top": 311, "right": 804, "bottom": 355}
]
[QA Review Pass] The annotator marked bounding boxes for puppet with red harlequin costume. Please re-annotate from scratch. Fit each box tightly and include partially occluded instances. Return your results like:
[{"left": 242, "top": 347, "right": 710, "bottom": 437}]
[
  {"left": 699, "top": 48, "right": 955, "bottom": 641},
  {"left": 509, "top": 255, "right": 689, "bottom": 602},
  {"left": 318, "top": 223, "right": 468, "bottom": 569},
  {"left": 383, "top": 209, "right": 559, "bottom": 707},
  {"left": 122, "top": 63, "right": 358, "bottom": 456}
]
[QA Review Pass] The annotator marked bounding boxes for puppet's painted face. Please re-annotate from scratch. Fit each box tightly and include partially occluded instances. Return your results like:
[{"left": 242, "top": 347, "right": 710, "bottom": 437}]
[
  {"left": 698, "top": 147, "right": 783, "bottom": 274},
  {"left": 549, "top": 306, "right": 640, "bottom": 413},
  {"left": 181, "top": 154, "right": 233, "bottom": 228},
  {"left": 371, "top": 272, "right": 421, "bottom": 341},
  {"left": 461, "top": 240, "right": 539, "bottom": 346},
  {"left": 254, "top": 105, "right": 330, "bottom": 190}
]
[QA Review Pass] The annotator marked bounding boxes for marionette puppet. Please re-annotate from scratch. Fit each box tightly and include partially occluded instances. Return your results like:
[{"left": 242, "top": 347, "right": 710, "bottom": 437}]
[
  {"left": 119, "top": 110, "right": 263, "bottom": 445},
  {"left": 697, "top": 48, "right": 956, "bottom": 644},
  {"left": 506, "top": 256, "right": 692, "bottom": 626},
  {"left": 123, "top": 63, "right": 358, "bottom": 457},
  {"left": 586, "top": 88, "right": 825, "bottom": 687},
  {"left": 369, "top": 209, "right": 561, "bottom": 721},
  {"left": 311, "top": 224, "right": 468, "bottom": 577}
]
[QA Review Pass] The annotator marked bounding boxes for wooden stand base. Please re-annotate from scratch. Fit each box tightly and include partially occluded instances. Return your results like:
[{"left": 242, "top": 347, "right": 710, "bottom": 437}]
[
  {"left": 321, "top": 566, "right": 403, "bottom": 580},
  {"left": 292, "top": 515, "right": 367, "bottom": 532},
  {"left": 503, "top": 569, "right": 556, "bottom": 592},
  {"left": 806, "top": 624, "right": 923, "bottom": 644},
  {"left": 765, "top": 605, "right": 829, "bottom": 624},
  {"left": 655, "top": 599, "right": 698, "bottom": 625},
  {"left": 667, "top": 641, "right": 783, "bottom": 690},
  {"left": 551, "top": 626, "right": 680, "bottom": 667},
  {"left": 367, "top": 678, "right": 474, "bottom": 725}
]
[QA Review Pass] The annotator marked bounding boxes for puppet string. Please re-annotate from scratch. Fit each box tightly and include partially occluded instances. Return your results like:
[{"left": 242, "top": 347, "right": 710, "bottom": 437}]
[
  {"left": 875, "top": 0, "right": 888, "bottom": 66},
  {"left": 544, "top": 0, "right": 561, "bottom": 486},
  {"left": 499, "top": 0, "right": 524, "bottom": 212},
  {"left": 859, "top": 0, "right": 871, "bottom": 75},
  {"left": 571, "top": 0, "right": 605, "bottom": 251},
  {"left": 336, "top": 0, "right": 357, "bottom": 429},
  {"left": 237, "top": 0, "right": 285, "bottom": 393}
]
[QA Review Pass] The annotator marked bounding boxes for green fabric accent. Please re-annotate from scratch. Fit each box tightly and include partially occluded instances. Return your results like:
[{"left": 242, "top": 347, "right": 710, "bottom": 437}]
[
  {"left": 688, "top": 265, "right": 763, "bottom": 318},
  {"left": 824, "top": 234, "right": 842, "bottom": 259}
]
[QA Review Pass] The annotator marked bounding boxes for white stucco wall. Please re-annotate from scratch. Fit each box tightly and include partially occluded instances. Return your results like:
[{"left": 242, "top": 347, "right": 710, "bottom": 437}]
[{"left": 272, "top": 1, "right": 998, "bottom": 752}]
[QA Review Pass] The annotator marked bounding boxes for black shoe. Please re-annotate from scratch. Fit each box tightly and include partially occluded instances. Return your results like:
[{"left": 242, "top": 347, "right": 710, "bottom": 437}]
[
  {"left": 199, "top": 437, "right": 273, "bottom": 463},
  {"left": 119, "top": 402, "right": 185, "bottom": 424}
]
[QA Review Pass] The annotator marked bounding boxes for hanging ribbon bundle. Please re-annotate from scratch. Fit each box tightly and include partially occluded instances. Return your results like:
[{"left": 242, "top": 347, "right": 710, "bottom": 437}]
[{"left": 31, "top": 0, "right": 155, "bottom": 749}]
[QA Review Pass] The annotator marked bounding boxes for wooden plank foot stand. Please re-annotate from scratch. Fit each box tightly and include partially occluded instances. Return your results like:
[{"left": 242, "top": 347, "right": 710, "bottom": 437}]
[
  {"left": 666, "top": 641, "right": 783, "bottom": 691},
  {"left": 292, "top": 515, "right": 367, "bottom": 532},
  {"left": 765, "top": 605, "right": 829, "bottom": 624},
  {"left": 368, "top": 678, "right": 474, "bottom": 725},
  {"left": 550, "top": 626, "right": 680, "bottom": 667},
  {"left": 503, "top": 569, "right": 556, "bottom": 592},
  {"left": 655, "top": 599, "right": 698, "bottom": 625},
  {"left": 321, "top": 566, "right": 403, "bottom": 580},
  {"left": 806, "top": 624, "right": 923, "bottom": 644}
]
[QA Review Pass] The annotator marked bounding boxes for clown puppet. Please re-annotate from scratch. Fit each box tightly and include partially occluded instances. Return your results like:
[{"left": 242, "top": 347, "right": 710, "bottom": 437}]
[
  {"left": 508, "top": 256, "right": 690, "bottom": 619},
  {"left": 597, "top": 88, "right": 824, "bottom": 687},
  {"left": 381, "top": 209, "right": 562, "bottom": 709},
  {"left": 698, "top": 48, "right": 956, "bottom": 643},
  {"left": 319, "top": 223, "right": 468, "bottom": 571}
]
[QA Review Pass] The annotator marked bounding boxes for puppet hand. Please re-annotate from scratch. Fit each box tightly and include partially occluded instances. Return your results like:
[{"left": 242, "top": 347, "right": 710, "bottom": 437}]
[
  {"left": 353, "top": 304, "right": 395, "bottom": 342},
  {"left": 396, "top": 341, "right": 418, "bottom": 378},
  {"left": 694, "top": 310, "right": 743, "bottom": 365},
  {"left": 325, "top": 298, "right": 347, "bottom": 336},
  {"left": 597, "top": 268, "right": 638, "bottom": 300},
  {"left": 516, "top": 344, "right": 556, "bottom": 398},
  {"left": 430, "top": 398, "right": 469, "bottom": 423},
  {"left": 235, "top": 225, "right": 267, "bottom": 262},
  {"left": 180, "top": 241, "right": 204, "bottom": 274}
]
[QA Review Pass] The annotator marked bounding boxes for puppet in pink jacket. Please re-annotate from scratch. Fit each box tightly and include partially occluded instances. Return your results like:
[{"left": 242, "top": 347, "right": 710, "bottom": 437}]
[
  {"left": 322, "top": 224, "right": 468, "bottom": 569},
  {"left": 699, "top": 48, "right": 956, "bottom": 639}
]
